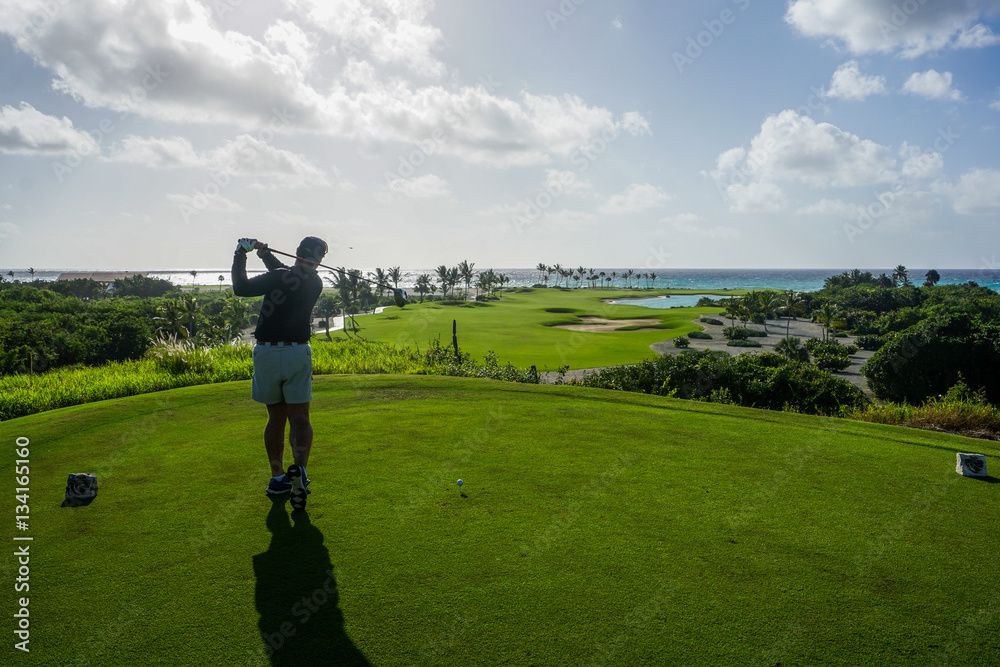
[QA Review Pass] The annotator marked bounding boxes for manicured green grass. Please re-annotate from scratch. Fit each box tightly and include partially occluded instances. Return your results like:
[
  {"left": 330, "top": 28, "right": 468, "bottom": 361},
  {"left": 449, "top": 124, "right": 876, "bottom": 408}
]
[
  {"left": 351, "top": 288, "right": 725, "bottom": 369},
  {"left": 3, "top": 375, "right": 998, "bottom": 666}
]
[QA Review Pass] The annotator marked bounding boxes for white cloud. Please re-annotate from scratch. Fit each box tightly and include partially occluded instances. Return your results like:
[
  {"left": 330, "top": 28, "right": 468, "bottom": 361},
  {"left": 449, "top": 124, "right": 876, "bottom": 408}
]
[
  {"left": 712, "top": 110, "right": 897, "bottom": 193},
  {"left": 104, "top": 136, "right": 201, "bottom": 168},
  {"left": 386, "top": 173, "right": 450, "bottom": 198},
  {"left": 991, "top": 89, "right": 1000, "bottom": 111},
  {"left": 723, "top": 181, "right": 788, "bottom": 213},
  {"left": 611, "top": 16, "right": 623, "bottom": 31},
  {"left": 544, "top": 169, "right": 591, "bottom": 196},
  {"left": 951, "top": 168, "right": 1000, "bottom": 214},
  {"left": 619, "top": 111, "right": 651, "bottom": 136},
  {"left": 105, "top": 134, "right": 328, "bottom": 188},
  {"left": 598, "top": 183, "right": 670, "bottom": 215},
  {"left": 0, "top": 103, "right": 99, "bottom": 155},
  {"left": 0, "top": 0, "right": 637, "bottom": 169},
  {"left": 824, "top": 61, "right": 887, "bottom": 101},
  {"left": 899, "top": 142, "right": 944, "bottom": 180},
  {"left": 786, "top": 0, "right": 1000, "bottom": 57},
  {"left": 290, "top": 0, "right": 446, "bottom": 78},
  {"left": 902, "top": 70, "right": 964, "bottom": 101}
]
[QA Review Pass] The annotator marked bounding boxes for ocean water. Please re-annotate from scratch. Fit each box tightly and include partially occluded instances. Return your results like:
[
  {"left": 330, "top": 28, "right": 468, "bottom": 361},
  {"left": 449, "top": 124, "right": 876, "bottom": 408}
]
[{"left": 5, "top": 268, "right": 1000, "bottom": 294}]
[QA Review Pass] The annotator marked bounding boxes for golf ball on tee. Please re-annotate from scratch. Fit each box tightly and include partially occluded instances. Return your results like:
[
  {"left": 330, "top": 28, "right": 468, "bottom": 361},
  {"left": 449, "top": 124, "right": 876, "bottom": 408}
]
[{"left": 457, "top": 479, "right": 463, "bottom": 486}]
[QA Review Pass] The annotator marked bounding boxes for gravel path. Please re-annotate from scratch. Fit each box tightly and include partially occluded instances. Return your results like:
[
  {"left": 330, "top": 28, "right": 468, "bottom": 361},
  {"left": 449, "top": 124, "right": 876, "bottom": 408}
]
[{"left": 541, "top": 314, "right": 874, "bottom": 395}]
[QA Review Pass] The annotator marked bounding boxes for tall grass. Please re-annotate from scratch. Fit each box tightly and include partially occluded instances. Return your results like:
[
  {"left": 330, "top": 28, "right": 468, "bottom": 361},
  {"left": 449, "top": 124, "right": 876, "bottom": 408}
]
[
  {"left": 0, "top": 338, "right": 430, "bottom": 421},
  {"left": 849, "top": 381, "right": 1000, "bottom": 441}
]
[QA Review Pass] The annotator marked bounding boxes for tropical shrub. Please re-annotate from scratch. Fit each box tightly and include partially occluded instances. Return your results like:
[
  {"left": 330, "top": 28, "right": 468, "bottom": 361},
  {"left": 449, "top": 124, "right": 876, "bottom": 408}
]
[
  {"left": 855, "top": 335, "right": 885, "bottom": 351},
  {"left": 861, "top": 313, "right": 1000, "bottom": 404},
  {"left": 578, "top": 349, "right": 868, "bottom": 415},
  {"left": 727, "top": 339, "right": 761, "bottom": 348},
  {"left": 699, "top": 317, "right": 724, "bottom": 325},
  {"left": 814, "top": 354, "right": 851, "bottom": 372},
  {"left": 722, "top": 326, "right": 749, "bottom": 340},
  {"left": 673, "top": 336, "right": 690, "bottom": 348},
  {"left": 688, "top": 331, "right": 712, "bottom": 340}
]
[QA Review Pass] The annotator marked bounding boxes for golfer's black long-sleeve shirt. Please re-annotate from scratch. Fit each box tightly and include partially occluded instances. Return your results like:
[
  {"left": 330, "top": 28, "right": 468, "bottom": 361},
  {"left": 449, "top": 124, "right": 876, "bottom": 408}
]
[{"left": 231, "top": 251, "right": 323, "bottom": 344}]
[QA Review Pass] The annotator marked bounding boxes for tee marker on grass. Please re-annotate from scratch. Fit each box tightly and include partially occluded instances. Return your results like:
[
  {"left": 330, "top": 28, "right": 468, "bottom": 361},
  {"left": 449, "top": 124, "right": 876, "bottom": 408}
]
[{"left": 956, "top": 453, "right": 987, "bottom": 478}]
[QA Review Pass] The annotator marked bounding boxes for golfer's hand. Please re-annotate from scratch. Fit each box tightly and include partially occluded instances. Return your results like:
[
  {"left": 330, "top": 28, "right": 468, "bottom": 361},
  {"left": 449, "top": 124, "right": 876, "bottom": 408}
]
[
  {"left": 256, "top": 242, "right": 271, "bottom": 258},
  {"left": 236, "top": 237, "right": 260, "bottom": 254}
]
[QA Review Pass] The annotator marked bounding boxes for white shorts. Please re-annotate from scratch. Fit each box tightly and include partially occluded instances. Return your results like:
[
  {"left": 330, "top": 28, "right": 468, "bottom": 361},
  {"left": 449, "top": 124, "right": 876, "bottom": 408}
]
[{"left": 251, "top": 343, "right": 313, "bottom": 405}]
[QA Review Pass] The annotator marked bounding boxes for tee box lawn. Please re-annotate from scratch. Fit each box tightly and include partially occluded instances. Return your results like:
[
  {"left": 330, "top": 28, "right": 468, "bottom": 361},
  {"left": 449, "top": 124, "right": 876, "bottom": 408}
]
[
  {"left": 1, "top": 375, "right": 997, "bottom": 665},
  {"left": 341, "top": 288, "right": 734, "bottom": 370}
]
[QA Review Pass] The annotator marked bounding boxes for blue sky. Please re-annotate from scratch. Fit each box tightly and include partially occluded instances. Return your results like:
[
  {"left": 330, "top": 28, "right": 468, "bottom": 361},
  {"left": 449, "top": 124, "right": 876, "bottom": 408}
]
[{"left": 1, "top": 0, "right": 999, "bottom": 271}]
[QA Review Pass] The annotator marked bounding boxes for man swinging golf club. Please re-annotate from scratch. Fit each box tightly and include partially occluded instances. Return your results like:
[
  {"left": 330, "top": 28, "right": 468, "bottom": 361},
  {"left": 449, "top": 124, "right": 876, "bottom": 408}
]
[{"left": 232, "top": 236, "right": 327, "bottom": 510}]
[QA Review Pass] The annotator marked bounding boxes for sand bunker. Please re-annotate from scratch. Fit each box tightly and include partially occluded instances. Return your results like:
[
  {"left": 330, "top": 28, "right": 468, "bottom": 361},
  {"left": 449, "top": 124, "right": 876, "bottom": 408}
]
[{"left": 554, "top": 316, "right": 663, "bottom": 333}]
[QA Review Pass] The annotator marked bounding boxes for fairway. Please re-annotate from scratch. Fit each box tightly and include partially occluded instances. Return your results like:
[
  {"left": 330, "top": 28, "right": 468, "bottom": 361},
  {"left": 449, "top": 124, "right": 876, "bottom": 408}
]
[
  {"left": 2, "top": 375, "right": 998, "bottom": 666},
  {"left": 340, "top": 288, "right": 729, "bottom": 370}
]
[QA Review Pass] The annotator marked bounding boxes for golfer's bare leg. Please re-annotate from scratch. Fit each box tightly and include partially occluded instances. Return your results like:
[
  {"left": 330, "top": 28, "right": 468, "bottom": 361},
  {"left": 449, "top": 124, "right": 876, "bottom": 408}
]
[
  {"left": 286, "top": 402, "right": 312, "bottom": 469},
  {"left": 265, "top": 402, "right": 288, "bottom": 477}
]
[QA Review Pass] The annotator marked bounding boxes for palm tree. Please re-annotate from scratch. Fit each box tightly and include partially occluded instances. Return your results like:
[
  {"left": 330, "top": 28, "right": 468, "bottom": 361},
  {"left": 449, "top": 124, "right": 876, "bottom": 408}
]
[
  {"left": 536, "top": 263, "right": 548, "bottom": 284},
  {"left": 435, "top": 265, "right": 450, "bottom": 298},
  {"left": 367, "top": 268, "right": 387, "bottom": 301},
  {"left": 779, "top": 290, "right": 804, "bottom": 340},
  {"left": 924, "top": 269, "right": 940, "bottom": 287},
  {"left": 877, "top": 273, "right": 894, "bottom": 288},
  {"left": 448, "top": 266, "right": 460, "bottom": 298},
  {"left": 892, "top": 265, "right": 909, "bottom": 288},
  {"left": 722, "top": 297, "right": 740, "bottom": 327},
  {"left": 459, "top": 260, "right": 475, "bottom": 299},
  {"left": 179, "top": 294, "right": 201, "bottom": 339},
  {"left": 154, "top": 300, "right": 189, "bottom": 340},
  {"left": 610, "top": 271, "right": 618, "bottom": 288},
  {"left": 774, "top": 336, "right": 809, "bottom": 363},
  {"left": 217, "top": 274, "right": 225, "bottom": 291},
  {"left": 551, "top": 264, "right": 564, "bottom": 287},
  {"left": 314, "top": 294, "right": 340, "bottom": 340},
  {"left": 414, "top": 274, "right": 432, "bottom": 302},
  {"left": 757, "top": 291, "right": 782, "bottom": 334},
  {"left": 817, "top": 303, "right": 838, "bottom": 341},
  {"left": 27, "top": 268, "right": 35, "bottom": 282},
  {"left": 387, "top": 266, "right": 403, "bottom": 290},
  {"left": 6, "top": 270, "right": 14, "bottom": 281},
  {"left": 221, "top": 295, "right": 255, "bottom": 341},
  {"left": 625, "top": 269, "right": 635, "bottom": 289},
  {"left": 189, "top": 269, "right": 198, "bottom": 287}
]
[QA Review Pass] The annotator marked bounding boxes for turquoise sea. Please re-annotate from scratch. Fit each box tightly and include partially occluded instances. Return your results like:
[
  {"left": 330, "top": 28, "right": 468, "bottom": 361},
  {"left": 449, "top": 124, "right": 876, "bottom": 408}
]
[{"left": 7, "top": 268, "right": 1000, "bottom": 295}]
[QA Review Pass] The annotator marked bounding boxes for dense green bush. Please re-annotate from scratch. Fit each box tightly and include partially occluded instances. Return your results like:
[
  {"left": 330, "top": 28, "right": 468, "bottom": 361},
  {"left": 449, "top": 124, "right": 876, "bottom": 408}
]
[
  {"left": 673, "top": 336, "right": 690, "bottom": 348},
  {"left": 578, "top": 350, "right": 868, "bottom": 415},
  {"left": 855, "top": 335, "right": 884, "bottom": 350},
  {"left": 861, "top": 313, "right": 1000, "bottom": 404},
  {"left": 727, "top": 339, "right": 761, "bottom": 348},
  {"left": 723, "top": 326, "right": 748, "bottom": 340},
  {"left": 699, "top": 317, "right": 724, "bottom": 325},
  {"left": 688, "top": 331, "right": 712, "bottom": 340},
  {"left": 814, "top": 354, "right": 851, "bottom": 372}
]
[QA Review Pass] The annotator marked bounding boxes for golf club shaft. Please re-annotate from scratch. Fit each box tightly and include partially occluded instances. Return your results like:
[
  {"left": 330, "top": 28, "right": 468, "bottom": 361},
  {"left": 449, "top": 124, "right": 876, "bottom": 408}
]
[{"left": 265, "top": 247, "right": 393, "bottom": 291}]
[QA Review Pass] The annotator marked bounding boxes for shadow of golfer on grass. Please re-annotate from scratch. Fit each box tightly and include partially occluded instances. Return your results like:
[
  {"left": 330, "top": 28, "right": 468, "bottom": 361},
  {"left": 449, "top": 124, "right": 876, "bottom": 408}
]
[{"left": 253, "top": 497, "right": 372, "bottom": 666}]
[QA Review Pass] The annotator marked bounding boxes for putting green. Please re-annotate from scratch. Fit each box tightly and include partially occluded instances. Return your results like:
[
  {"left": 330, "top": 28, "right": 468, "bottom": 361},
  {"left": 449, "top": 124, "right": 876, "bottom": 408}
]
[
  {"left": 2, "top": 375, "right": 998, "bottom": 665},
  {"left": 339, "top": 288, "right": 728, "bottom": 370}
]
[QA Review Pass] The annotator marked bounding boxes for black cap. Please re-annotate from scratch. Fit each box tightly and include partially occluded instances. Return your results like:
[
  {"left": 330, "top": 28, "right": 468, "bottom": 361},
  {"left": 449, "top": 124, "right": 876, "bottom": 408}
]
[{"left": 297, "top": 236, "right": 328, "bottom": 263}]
